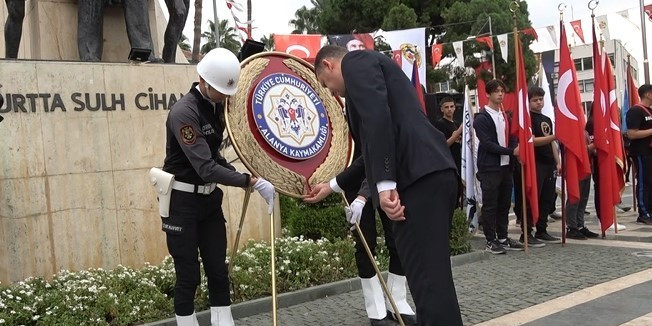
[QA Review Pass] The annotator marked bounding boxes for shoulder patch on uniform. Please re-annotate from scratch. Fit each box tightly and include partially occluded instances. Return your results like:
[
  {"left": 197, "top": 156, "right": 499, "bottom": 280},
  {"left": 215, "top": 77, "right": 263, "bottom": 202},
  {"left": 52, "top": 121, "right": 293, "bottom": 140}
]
[
  {"left": 180, "top": 125, "right": 196, "bottom": 145},
  {"left": 541, "top": 121, "right": 552, "bottom": 136}
]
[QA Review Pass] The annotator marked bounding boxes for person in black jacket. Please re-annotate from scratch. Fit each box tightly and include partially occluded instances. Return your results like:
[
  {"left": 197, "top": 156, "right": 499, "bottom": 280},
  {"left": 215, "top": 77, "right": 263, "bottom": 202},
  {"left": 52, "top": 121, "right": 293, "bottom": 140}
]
[
  {"left": 435, "top": 97, "right": 463, "bottom": 208},
  {"left": 473, "top": 79, "right": 523, "bottom": 254},
  {"left": 305, "top": 45, "right": 462, "bottom": 326}
]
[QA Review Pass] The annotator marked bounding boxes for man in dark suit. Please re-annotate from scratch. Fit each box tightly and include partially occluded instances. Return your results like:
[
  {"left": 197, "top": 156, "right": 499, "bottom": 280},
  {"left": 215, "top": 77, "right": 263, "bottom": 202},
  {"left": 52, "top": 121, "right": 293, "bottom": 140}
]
[{"left": 304, "top": 45, "right": 462, "bottom": 326}]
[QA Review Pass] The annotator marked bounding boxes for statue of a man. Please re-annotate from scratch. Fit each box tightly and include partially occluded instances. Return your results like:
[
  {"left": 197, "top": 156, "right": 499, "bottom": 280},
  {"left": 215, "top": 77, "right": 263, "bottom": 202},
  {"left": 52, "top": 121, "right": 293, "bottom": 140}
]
[
  {"left": 78, "top": 0, "right": 161, "bottom": 62},
  {"left": 162, "top": 0, "right": 190, "bottom": 63},
  {"left": 4, "top": 0, "right": 26, "bottom": 58}
]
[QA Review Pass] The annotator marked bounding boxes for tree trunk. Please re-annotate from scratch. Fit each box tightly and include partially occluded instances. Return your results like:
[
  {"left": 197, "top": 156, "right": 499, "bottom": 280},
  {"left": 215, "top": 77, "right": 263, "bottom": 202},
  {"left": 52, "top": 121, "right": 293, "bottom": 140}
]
[
  {"left": 191, "top": 0, "right": 203, "bottom": 63},
  {"left": 247, "top": 0, "right": 252, "bottom": 38}
]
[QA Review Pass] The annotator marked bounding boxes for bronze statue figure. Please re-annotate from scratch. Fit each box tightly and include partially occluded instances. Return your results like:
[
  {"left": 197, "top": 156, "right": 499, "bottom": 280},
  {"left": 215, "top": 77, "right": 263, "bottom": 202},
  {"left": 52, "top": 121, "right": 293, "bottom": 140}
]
[
  {"left": 4, "top": 0, "right": 26, "bottom": 58},
  {"left": 78, "top": 0, "right": 161, "bottom": 62},
  {"left": 162, "top": 0, "right": 190, "bottom": 63}
]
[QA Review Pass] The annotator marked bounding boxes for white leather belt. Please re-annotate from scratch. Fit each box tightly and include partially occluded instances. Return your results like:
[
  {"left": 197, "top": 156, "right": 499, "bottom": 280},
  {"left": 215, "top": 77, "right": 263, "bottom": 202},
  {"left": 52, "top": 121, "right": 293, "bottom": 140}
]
[{"left": 172, "top": 181, "right": 217, "bottom": 195}]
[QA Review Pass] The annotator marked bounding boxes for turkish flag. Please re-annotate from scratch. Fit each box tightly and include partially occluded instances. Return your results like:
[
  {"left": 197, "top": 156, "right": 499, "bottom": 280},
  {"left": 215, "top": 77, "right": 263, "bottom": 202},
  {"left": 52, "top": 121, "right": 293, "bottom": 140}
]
[
  {"left": 645, "top": 4, "right": 652, "bottom": 21},
  {"left": 522, "top": 28, "right": 538, "bottom": 41},
  {"left": 431, "top": 44, "right": 443, "bottom": 67},
  {"left": 555, "top": 22, "right": 591, "bottom": 204},
  {"left": 512, "top": 32, "right": 540, "bottom": 223},
  {"left": 570, "top": 20, "right": 585, "bottom": 43},
  {"left": 628, "top": 64, "right": 640, "bottom": 107},
  {"left": 604, "top": 54, "right": 626, "bottom": 197},
  {"left": 393, "top": 50, "right": 403, "bottom": 68},
  {"left": 591, "top": 20, "right": 617, "bottom": 233},
  {"left": 475, "top": 36, "right": 494, "bottom": 50},
  {"left": 273, "top": 34, "right": 323, "bottom": 60}
]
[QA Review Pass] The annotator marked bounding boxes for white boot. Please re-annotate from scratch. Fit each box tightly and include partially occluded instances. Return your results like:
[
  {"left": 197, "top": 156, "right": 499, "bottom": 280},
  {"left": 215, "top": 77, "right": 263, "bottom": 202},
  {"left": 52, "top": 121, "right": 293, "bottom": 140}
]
[
  {"left": 385, "top": 273, "right": 415, "bottom": 316},
  {"left": 211, "top": 306, "right": 235, "bottom": 326},
  {"left": 361, "top": 275, "right": 387, "bottom": 319},
  {"left": 175, "top": 312, "right": 199, "bottom": 326}
]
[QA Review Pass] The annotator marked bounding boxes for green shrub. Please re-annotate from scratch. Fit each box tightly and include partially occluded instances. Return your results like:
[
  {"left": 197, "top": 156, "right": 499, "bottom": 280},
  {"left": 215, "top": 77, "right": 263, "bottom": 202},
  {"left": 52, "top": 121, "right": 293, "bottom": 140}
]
[
  {"left": 450, "top": 209, "right": 472, "bottom": 256},
  {"left": 281, "top": 194, "right": 349, "bottom": 241}
]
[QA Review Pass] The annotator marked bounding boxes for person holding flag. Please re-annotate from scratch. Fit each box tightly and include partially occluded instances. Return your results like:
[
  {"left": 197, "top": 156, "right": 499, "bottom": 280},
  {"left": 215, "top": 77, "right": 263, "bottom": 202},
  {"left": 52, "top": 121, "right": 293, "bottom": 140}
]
[
  {"left": 435, "top": 97, "right": 463, "bottom": 207},
  {"left": 473, "top": 79, "right": 524, "bottom": 254},
  {"left": 514, "top": 86, "right": 560, "bottom": 245},
  {"left": 626, "top": 85, "right": 652, "bottom": 225}
]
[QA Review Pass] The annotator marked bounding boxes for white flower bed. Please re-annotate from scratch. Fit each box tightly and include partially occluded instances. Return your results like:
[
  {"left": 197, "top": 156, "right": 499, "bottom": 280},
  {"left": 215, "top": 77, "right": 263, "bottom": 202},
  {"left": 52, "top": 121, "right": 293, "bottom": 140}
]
[{"left": 0, "top": 236, "right": 389, "bottom": 326}]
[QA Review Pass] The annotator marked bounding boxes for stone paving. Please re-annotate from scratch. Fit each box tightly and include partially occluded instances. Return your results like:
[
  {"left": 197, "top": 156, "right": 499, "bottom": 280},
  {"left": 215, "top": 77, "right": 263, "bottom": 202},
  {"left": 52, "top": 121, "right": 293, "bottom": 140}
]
[
  {"left": 234, "top": 239, "right": 652, "bottom": 325},
  {"left": 231, "top": 183, "right": 652, "bottom": 325}
]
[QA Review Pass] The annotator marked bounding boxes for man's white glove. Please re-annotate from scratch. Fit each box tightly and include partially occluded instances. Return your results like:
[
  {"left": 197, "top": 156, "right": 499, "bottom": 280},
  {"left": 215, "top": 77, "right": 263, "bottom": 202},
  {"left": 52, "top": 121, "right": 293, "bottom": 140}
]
[
  {"left": 253, "top": 178, "right": 275, "bottom": 213},
  {"left": 344, "top": 197, "right": 366, "bottom": 225}
]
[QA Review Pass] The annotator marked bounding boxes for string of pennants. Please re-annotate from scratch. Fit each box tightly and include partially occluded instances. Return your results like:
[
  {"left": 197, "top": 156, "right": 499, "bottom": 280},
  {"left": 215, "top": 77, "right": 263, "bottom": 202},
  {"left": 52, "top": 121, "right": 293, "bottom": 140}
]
[
  {"left": 429, "top": 15, "right": 611, "bottom": 68},
  {"left": 225, "top": 0, "right": 253, "bottom": 41},
  {"left": 429, "top": 27, "right": 540, "bottom": 68}
]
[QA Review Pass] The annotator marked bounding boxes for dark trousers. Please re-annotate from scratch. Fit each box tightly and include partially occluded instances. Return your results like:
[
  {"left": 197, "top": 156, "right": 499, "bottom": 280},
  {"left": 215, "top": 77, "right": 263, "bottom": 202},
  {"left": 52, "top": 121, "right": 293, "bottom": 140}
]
[
  {"left": 514, "top": 162, "right": 555, "bottom": 235},
  {"left": 566, "top": 176, "right": 591, "bottom": 229},
  {"left": 164, "top": 189, "right": 230, "bottom": 316},
  {"left": 634, "top": 155, "right": 652, "bottom": 216},
  {"left": 344, "top": 192, "right": 404, "bottom": 278},
  {"left": 478, "top": 166, "right": 513, "bottom": 241},
  {"left": 593, "top": 157, "right": 601, "bottom": 221},
  {"left": 394, "top": 169, "right": 462, "bottom": 326}
]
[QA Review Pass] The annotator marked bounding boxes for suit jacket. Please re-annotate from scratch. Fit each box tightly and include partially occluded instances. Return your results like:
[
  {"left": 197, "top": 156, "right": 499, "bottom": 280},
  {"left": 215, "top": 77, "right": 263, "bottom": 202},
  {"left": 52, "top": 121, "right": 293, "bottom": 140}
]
[{"left": 335, "top": 50, "right": 456, "bottom": 207}]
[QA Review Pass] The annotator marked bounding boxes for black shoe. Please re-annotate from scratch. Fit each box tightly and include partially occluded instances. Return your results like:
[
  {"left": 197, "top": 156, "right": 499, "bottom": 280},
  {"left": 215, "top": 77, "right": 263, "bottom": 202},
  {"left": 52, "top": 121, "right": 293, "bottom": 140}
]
[
  {"left": 486, "top": 240, "right": 506, "bottom": 254},
  {"left": 519, "top": 234, "right": 546, "bottom": 248},
  {"left": 550, "top": 212, "right": 562, "bottom": 220},
  {"left": 370, "top": 316, "right": 398, "bottom": 326},
  {"left": 499, "top": 238, "right": 525, "bottom": 251},
  {"left": 387, "top": 311, "right": 417, "bottom": 326},
  {"left": 584, "top": 210, "right": 590, "bottom": 215},
  {"left": 617, "top": 204, "right": 632, "bottom": 212},
  {"left": 566, "top": 228, "right": 587, "bottom": 240},
  {"left": 535, "top": 232, "right": 561, "bottom": 243},
  {"left": 636, "top": 216, "right": 652, "bottom": 225},
  {"left": 579, "top": 227, "right": 599, "bottom": 238}
]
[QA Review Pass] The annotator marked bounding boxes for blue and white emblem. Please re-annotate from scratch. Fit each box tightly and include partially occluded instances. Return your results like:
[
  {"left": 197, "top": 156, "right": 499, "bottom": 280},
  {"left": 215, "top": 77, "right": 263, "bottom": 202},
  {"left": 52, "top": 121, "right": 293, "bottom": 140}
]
[{"left": 252, "top": 73, "right": 330, "bottom": 160}]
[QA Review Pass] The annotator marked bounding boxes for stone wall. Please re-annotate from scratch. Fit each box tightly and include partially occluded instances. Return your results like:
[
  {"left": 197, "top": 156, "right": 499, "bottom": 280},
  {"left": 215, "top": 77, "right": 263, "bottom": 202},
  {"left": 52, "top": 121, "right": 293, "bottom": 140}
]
[{"left": 0, "top": 60, "right": 279, "bottom": 284}]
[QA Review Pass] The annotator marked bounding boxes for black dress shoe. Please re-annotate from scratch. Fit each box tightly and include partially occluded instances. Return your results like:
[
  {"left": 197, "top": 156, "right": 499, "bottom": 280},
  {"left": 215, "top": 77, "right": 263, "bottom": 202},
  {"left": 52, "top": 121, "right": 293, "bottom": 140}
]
[
  {"left": 369, "top": 316, "right": 398, "bottom": 326},
  {"left": 387, "top": 311, "right": 418, "bottom": 326}
]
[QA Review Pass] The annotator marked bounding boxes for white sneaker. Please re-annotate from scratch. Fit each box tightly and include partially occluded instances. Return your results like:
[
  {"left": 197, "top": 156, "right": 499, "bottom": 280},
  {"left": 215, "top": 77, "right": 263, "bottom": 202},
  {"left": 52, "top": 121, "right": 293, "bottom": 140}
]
[{"left": 605, "top": 223, "right": 627, "bottom": 231}]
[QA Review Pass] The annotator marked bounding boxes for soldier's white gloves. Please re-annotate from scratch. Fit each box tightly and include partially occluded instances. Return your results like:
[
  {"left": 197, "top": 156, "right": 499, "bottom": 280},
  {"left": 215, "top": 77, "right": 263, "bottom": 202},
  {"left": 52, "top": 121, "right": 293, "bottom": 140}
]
[
  {"left": 253, "top": 178, "right": 275, "bottom": 213},
  {"left": 345, "top": 197, "right": 367, "bottom": 225}
]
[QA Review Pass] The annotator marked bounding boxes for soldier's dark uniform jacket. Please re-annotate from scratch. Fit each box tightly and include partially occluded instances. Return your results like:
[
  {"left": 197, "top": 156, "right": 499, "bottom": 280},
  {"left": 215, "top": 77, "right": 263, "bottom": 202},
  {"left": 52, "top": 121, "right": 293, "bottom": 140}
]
[
  {"left": 161, "top": 82, "right": 250, "bottom": 316},
  {"left": 163, "top": 83, "right": 250, "bottom": 187}
]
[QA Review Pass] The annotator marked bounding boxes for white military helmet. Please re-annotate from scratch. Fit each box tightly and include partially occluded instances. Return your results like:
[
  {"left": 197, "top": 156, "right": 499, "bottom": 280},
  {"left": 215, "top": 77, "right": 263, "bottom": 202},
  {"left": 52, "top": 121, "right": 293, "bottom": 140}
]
[{"left": 196, "top": 48, "right": 241, "bottom": 96}]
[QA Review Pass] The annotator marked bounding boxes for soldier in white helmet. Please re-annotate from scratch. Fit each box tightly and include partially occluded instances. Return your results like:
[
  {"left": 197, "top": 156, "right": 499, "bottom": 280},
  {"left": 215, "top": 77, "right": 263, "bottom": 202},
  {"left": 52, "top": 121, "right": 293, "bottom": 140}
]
[{"left": 160, "top": 48, "right": 275, "bottom": 326}]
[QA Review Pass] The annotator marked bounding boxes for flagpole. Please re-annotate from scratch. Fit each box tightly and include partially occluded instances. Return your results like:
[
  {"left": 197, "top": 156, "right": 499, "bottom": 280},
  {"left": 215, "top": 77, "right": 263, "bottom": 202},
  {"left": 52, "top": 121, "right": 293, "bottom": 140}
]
[
  {"left": 561, "top": 144, "right": 567, "bottom": 245},
  {"left": 628, "top": 55, "right": 638, "bottom": 214},
  {"left": 489, "top": 15, "right": 497, "bottom": 79},
  {"left": 511, "top": 1, "right": 528, "bottom": 253},
  {"left": 213, "top": 0, "right": 220, "bottom": 47},
  {"left": 640, "top": 0, "right": 650, "bottom": 83}
]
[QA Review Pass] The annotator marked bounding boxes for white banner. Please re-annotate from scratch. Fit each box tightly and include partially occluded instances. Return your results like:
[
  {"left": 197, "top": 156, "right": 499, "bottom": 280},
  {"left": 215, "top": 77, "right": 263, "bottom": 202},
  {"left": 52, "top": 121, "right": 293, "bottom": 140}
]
[
  {"left": 379, "top": 28, "right": 427, "bottom": 88},
  {"left": 497, "top": 34, "right": 509, "bottom": 63},
  {"left": 452, "top": 40, "right": 465, "bottom": 67},
  {"left": 461, "top": 88, "right": 481, "bottom": 232}
]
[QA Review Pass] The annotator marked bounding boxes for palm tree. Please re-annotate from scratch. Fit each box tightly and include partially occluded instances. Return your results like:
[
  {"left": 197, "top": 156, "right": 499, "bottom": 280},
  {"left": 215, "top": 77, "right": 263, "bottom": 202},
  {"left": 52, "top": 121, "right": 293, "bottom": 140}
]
[
  {"left": 191, "top": 0, "right": 202, "bottom": 63},
  {"left": 260, "top": 34, "right": 274, "bottom": 51},
  {"left": 178, "top": 34, "right": 191, "bottom": 51},
  {"left": 201, "top": 19, "right": 241, "bottom": 55},
  {"left": 289, "top": 6, "right": 320, "bottom": 34}
]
